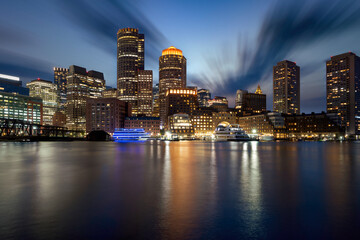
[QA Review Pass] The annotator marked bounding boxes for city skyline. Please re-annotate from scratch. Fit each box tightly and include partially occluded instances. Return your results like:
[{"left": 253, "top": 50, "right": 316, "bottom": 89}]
[{"left": 1, "top": 0, "right": 360, "bottom": 114}]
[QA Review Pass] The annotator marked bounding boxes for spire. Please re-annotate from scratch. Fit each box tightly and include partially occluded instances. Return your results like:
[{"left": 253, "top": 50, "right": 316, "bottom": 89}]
[{"left": 255, "top": 84, "right": 263, "bottom": 94}]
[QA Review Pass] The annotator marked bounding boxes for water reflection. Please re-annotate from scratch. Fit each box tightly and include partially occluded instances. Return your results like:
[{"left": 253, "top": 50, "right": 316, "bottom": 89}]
[{"left": 0, "top": 141, "right": 359, "bottom": 239}]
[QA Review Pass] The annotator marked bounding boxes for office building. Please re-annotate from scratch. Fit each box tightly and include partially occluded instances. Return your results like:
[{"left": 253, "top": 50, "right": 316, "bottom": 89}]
[
  {"left": 208, "top": 96, "right": 228, "bottom": 112},
  {"left": 168, "top": 113, "right": 194, "bottom": 139},
  {"left": 159, "top": 46, "right": 187, "bottom": 126},
  {"left": 137, "top": 70, "right": 153, "bottom": 116},
  {"left": 235, "top": 85, "right": 266, "bottom": 115},
  {"left": 273, "top": 60, "right": 300, "bottom": 114},
  {"left": 326, "top": 52, "right": 360, "bottom": 135},
  {"left": 26, "top": 79, "right": 58, "bottom": 125},
  {"left": 165, "top": 88, "right": 197, "bottom": 129},
  {"left": 117, "top": 28, "right": 144, "bottom": 115},
  {"left": 66, "top": 65, "right": 105, "bottom": 131},
  {"left": 54, "top": 67, "right": 68, "bottom": 110},
  {"left": 125, "top": 116, "right": 160, "bottom": 137},
  {"left": 198, "top": 89, "right": 211, "bottom": 107},
  {"left": 191, "top": 107, "right": 214, "bottom": 137},
  {"left": 86, "top": 98, "right": 131, "bottom": 134},
  {"left": 52, "top": 111, "right": 66, "bottom": 127},
  {"left": 0, "top": 91, "right": 42, "bottom": 124},
  {"left": 0, "top": 73, "right": 29, "bottom": 95},
  {"left": 152, "top": 83, "right": 160, "bottom": 117},
  {"left": 103, "top": 88, "right": 119, "bottom": 98}
]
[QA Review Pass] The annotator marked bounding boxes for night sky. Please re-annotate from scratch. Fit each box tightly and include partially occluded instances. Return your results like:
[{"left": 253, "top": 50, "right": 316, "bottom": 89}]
[{"left": 1, "top": 0, "right": 360, "bottom": 112}]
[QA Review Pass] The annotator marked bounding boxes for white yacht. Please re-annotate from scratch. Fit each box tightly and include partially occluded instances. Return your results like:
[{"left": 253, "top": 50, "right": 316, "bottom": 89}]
[
  {"left": 113, "top": 128, "right": 150, "bottom": 142},
  {"left": 214, "top": 123, "right": 250, "bottom": 141}
]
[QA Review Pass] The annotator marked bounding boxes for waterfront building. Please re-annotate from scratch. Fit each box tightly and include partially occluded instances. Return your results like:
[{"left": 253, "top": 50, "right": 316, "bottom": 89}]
[
  {"left": 198, "top": 89, "right": 211, "bottom": 107},
  {"left": 164, "top": 88, "right": 197, "bottom": 129},
  {"left": 190, "top": 107, "right": 214, "bottom": 137},
  {"left": 168, "top": 113, "right": 194, "bottom": 139},
  {"left": 66, "top": 65, "right": 106, "bottom": 131},
  {"left": 238, "top": 112, "right": 287, "bottom": 139},
  {"left": 54, "top": 67, "right": 68, "bottom": 111},
  {"left": 208, "top": 96, "right": 228, "bottom": 112},
  {"left": 159, "top": 46, "right": 187, "bottom": 126},
  {"left": 212, "top": 110, "right": 237, "bottom": 128},
  {"left": 137, "top": 70, "right": 153, "bottom": 116},
  {"left": 273, "top": 60, "right": 300, "bottom": 114},
  {"left": 103, "top": 88, "right": 119, "bottom": 98},
  {"left": 0, "top": 73, "right": 29, "bottom": 95},
  {"left": 124, "top": 116, "right": 160, "bottom": 137},
  {"left": 0, "top": 91, "right": 42, "bottom": 124},
  {"left": 52, "top": 111, "right": 66, "bottom": 127},
  {"left": 152, "top": 83, "right": 160, "bottom": 117},
  {"left": 235, "top": 85, "right": 266, "bottom": 115},
  {"left": 326, "top": 52, "right": 360, "bottom": 136},
  {"left": 284, "top": 112, "right": 344, "bottom": 140},
  {"left": 86, "top": 98, "right": 131, "bottom": 134},
  {"left": 26, "top": 79, "right": 58, "bottom": 125},
  {"left": 117, "top": 28, "right": 144, "bottom": 115}
]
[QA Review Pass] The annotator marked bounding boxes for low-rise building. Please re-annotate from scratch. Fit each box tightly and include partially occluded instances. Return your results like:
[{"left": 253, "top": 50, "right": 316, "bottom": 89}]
[
  {"left": 125, "top": 116, "right": 160, "bottom": 137},
  {"left": 168, "top": 113, "right": 194, "bottom": 139},
  {"left": 191, "top": 107, "right": 214, "bottom": 137}
]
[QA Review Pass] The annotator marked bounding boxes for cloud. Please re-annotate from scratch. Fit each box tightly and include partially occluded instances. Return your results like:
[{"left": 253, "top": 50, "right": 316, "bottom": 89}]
[{"left": 194, "top": 0, "right": 360, "bottom": 99}]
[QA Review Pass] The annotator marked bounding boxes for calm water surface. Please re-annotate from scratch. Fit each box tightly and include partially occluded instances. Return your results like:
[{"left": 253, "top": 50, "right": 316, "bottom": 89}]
[{"left": 0, "top": 141, "right": 360, "bottom": 239}]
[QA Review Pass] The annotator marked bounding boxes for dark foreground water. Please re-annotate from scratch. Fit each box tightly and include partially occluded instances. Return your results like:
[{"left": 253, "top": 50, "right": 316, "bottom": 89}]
[{"left": 0, "top": 141, "right": 360, "bottom": 240}]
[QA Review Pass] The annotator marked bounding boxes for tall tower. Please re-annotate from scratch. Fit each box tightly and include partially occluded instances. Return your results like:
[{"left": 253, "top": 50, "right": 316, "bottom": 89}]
[
  {"left": 54, "top": 67, "right": 69, "bottom": 111},
  {"left": 273, "top": 60, "right": 300, "bottom": 114},
  {"left": 117, "top": 28, "right": 144, "bottom": 116},
  {"left": 326, "top": 52, "right": 360, "bottom": 135},
  {"left": 159, "top": 46, "right": 187, "bottom": 126},
  {"left": 137, "top": 70, "right": 153, "bottom": 117}
]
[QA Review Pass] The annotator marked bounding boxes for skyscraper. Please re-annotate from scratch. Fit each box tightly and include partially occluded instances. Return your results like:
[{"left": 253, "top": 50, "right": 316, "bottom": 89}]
[
  {"left": 198, "top": 89, "right": 211, "bottom": 107},
  {"left": 54, "top": 67, "right": 68, "bottom": 111},
  {"left": 117, "top": 28, "right": 144, "bottom": 115},
  {"left": 137, "top": 70, "right": 153, "bottom": 116},
  {"left": 27, "top": 79, "right": 58, "bottom": 125},
  {"left": 152, "top": 83, "right": 160, "bottom": 117},
  {"left": 235, "top": 85, "right": 266, "bottom": 115},
  {"left": 159, "top": 46, "right": 187, "bottom": 126},
  {"left": 326, "top": 52, "right": 360, "bottom": 135},
  {"left": 273, "top": 60, "right": 300, "bottom": 114},
  {"left": 66, "top": 65, "right": 105, "bottom": 131}
]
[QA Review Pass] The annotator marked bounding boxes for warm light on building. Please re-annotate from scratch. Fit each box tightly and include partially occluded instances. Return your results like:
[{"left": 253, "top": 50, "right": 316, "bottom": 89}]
[{"left": 161, "top": 46, "right": 183, "bottom": 56}]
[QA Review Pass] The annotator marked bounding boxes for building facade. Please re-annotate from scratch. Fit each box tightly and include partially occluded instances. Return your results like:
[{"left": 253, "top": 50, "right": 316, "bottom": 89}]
[
  {"left": 159, "top": 46, "right": 187, "bottom": 126},
  {"left": 165, "top": 88, "right": 197, "bottom": 129},
  {"left": 66, "top": 65, "right": 105, "bottom": 131},
  {"left": 86, "top": 98, "right": 131, "bottom": 134},
  {"left": 52, "top": 111, "right": 66, "bottom": 127},
  {"left": 102, "top": 88, "right": 119, "bottom": 98},
  {"left": 208, "top": 96, "right": 228, "bottom": 112},
  {"left": 235, "top": 85, "right": 266, "bottom": 115},
  {"left": 54, "top": 67, "right": 68, "bottom": 111},
  {"left": 117, "top": 28, "right": 144, "bottom": 115},
  {"left": 125, "top": 116, "right": 160, "bottom": 137},
  {"left": 190, "top": 107, "right": 214, "bottom": 137},
  {"left": 198, "top": 89, "right": 211, "bottom": 107},
  {"left": 152, "top": 83, "right": 160, "bottom": 117},
  {"left": 273, "top": 60, "right": 300, "bottom": 114},
  {"left": 137, "top": 70, "right": 153, "bottom": 116},
  {"left": 0, "top": 74, "right": 29, "bottom": 95},
  {"left": 168, "top": 113, "right": 194, "bottom": 139},
  {"left": 0, "top": 91, "right": 42, "bottom": 124},
  {"left": 326, "top": 52, "right": 360, "bottom": 135},
  {"left": 26, "top": 79, "right": 58, "bottom": 125}
]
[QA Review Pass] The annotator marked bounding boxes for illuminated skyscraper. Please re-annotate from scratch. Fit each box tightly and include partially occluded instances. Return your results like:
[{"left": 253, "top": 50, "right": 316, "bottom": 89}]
[
  {"left": 273, "top": 60, "right": 300, "bottom": 114},
  {"left": 326, "top": 52, "right": 360, "bottom": 135},
  {"left": 152, "top": 83, "right": 160, "bottom": 117},
  {"left": 27, "top": 79, "right": 58, "bottom": 125},
  {"left": 235, "top": 85, "right": 266, "bottom": 115},
  {"left": 198, "top": 89, "right": 211, "bottom": 107},
  {"left": 137, "top": 70, "right": 153, "bottom": 116},
  {"left": 159, "top": 46, "right": 187, "bottom": 126},
  {"left": 54, "top": 67, "right": 68, "bottom": 111},
  {"left": 66, "top": 65, "right": 105, "bottom": 131},
  {"left": 117, "top": 28, "right": 144, "bottom": 115}
]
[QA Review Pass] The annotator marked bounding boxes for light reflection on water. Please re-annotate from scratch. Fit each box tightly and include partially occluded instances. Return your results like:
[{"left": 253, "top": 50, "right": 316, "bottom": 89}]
[{"left": 0, "top": 141, "right": 360, "bottom": 239}]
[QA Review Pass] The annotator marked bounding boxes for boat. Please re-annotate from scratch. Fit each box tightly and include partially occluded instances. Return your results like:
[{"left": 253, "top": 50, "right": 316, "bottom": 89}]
[
  {"left": 112, "top": 128, "right": 150, "bottom": 142},
  {"left": 214, "top": 123, "right": 250, "bottom": 141}
]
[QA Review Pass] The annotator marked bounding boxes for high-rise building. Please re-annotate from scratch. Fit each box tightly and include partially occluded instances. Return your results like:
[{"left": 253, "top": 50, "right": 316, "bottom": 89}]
[
  {"left": 273, "top": 60, "right": 300, "bottom": 114},
  {"left": 102, "top": 88, "right": 119, "bottom": 98},
  {"left": 326, "top": 52, "right": 360, "bottom": 135},
  {"left": 86, "top": 98, "right": 131, "bottom": 134},
  {"left": 198, "top": 89, "right": 211, "bottom": 107},
  {"left": 235, "top": 85, "right": 266, "bottom": 115},
  {"left": 208, "top": 96, "right": 228, "bottom": 112},
  {"left": 0, "top": 74, "right": 29, "bottom": 95},
  {"left": 0, "top": 91, "right": 42, "bottom": 124},
  {"left": 137, "top": 70, "right": 153, "bottom": 116},
  {"left": 152, "top": 83, "right": 160, "bottom": 117},
  {"left": 66, "top": 65, "right": 105, "bottom": 131},
  {"left": 26, "top": 79, "right": 58, "bottom": 125},
  {"left": 159, "top": 46, "right": 187, "bottom": 126},
  {"left": 54, "top": 67, "right": 68, "bottom": 111},
  {"left": 117, "top": 28, "right": 144, "bottom": 115},
  {"left": 165, "top": 88, "right": 197, "bottom": 129}
]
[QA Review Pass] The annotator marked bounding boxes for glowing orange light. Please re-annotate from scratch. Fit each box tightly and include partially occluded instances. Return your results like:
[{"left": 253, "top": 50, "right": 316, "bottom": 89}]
[{"left": 162, "top": 46, "right": 183, "bottom": 56}]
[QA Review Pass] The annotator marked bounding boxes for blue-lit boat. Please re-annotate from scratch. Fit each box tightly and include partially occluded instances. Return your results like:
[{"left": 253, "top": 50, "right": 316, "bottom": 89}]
[{"left": 113, "top": 128, "right": 150, "bottom": 142}]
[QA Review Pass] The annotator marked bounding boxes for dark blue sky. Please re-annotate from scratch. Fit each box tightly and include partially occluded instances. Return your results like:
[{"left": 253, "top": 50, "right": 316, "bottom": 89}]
[{"left": 1, "top": 0, "right": 360, "bottom": 112}]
